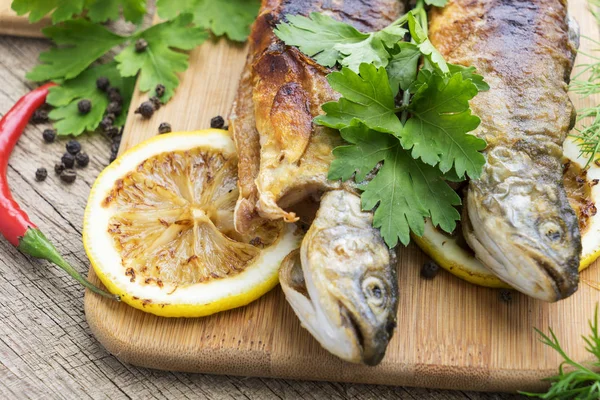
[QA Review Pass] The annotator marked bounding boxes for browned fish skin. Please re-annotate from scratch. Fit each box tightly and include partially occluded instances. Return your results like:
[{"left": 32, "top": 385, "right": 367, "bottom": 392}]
[
  {"left": 230, "top": 0, "right": 402, "bottom": 234},
  {"left": 429, "top": 1, "right": 581, "bottom": 301}
]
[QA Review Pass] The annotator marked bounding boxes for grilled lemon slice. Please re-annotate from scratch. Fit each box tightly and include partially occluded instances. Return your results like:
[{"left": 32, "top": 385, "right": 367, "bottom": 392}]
[
  {"left": 84, "top": 130, "right": 300, "bottom": 317},
  {"left": 414, "top": 136, "right": 600, "bottom": 288}
]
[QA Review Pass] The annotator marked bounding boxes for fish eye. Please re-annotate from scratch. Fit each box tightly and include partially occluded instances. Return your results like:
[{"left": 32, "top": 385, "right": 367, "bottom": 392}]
[
  {"left": 362, "top": 277, "right": 386, "bottom": 307},
  {"left": 539, "top": 220, "right": 563, "bottom": 242}
]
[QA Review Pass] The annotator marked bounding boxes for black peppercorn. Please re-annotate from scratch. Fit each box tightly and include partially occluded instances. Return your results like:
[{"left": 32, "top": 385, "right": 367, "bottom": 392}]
[
  {"left": 149, "top": 96, "right": 161, "bottom": 110},
  {"left": 100, "top": 117, "right": 114, "bottom": 132},
  {"left": 158, "top": 122, "right": 172, "bottom": 134},
  {"left": 106, "top": 101, "right": 122, "bottom": 116},
  {"left": 107, "top": 87, "right": 122, "bottom": 104},
  {"left": 210, "top": 115, "right": 225, "bottom": 129},
  {"left": 42, "top": 129, "right": 57, "bottom": 143},
  {"left": 66, "top": 139, "right": 81, "bottom": 155},
  {"left": 135, "top": 38, "right": 148, "bottom": 53},
  {"left": 105, "top": 126, "right": 120, "bottom": 137},
  {"left": 75, "top": 152, "right": 90, "bottom": 167},
  {"left": 135, "top": 101, "right": 155, "bottom": 118},
  {"left": 60, "top": 169, "right": 77, "bottom": 184},
  {"left": 96, "top": 76, "right": 110, "bottom": 91},
  {"left": 78, "top": 99, "right": 92, "bottom": 114},
  {"left": 420, "top": 260, "right": 440, "bottom": 279},
  {"left": 54, "top": 162, "right": 66, "bottom": 175},
  {"left": 31, "top": 109, "right": 49, "bottom": 124},
  {"left": 35, "top": 168, "right": 47, "bottom": 182},
  {"left": 61, "top": 152, "right": 75, "bottom": 168},
  {"left": 499, "top": 290, "right": 513, "bottom": 303},
  {"left": 155, "top": 84, "right": 165, "bottom": 97}
]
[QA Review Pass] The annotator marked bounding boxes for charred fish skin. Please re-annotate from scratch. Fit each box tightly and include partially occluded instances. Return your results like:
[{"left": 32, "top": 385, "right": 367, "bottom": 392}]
[
  {"left": 429, "top": 0, "right": 581, "bottom": 301},
  {"left": 230, "top": 0, "right": 403, "bottom": 234},
  {"left": 280, "top": 190, "right": 398, "bottom": 366}
]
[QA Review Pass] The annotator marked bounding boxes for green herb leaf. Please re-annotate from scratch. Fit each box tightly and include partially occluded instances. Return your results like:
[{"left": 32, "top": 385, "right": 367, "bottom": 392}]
[
  {"left": 47, "top": 62, "right": 135, "bottom": 136},
  {"left": 447, "top": 63, "right": 490, "bottom": 92},
  {"left": 274, "top": 13, "right": 369, "bottom": 68},
  {"left": 27, "top": 20, "right": 126, "bottom": 82},
  {"left": 315, "top": 64, "right": 402, "bottom": 133},
  {"left": 115, "top": 14, "right": 208, "bottom": 101},
  {"left": 407, "top": 12, "right": 448, "bottom": 74},
  {"left": 425, "top": 0, "right": 450, "bottom": 6},
  {"left": 521, "top": 305, "right": 600, "bottom": 398},
  {"left": 12, "top": 0, "right": 85, "bottom": 24},
  {"left": 330, "top": 124, "right": 461, "bottom": 247},
  {"left": 85, "top": 0, "right": 147, "bottom": 24},
  {"left": 401, "top": 72, "right": 486, "bottom": 178},
  {"left": 386, "top": 42, "right": 421, "bottom": 94},
  {"left": 274, "top": 12, "right": 405, "bottom": 71},
  {"left": 156, "top": 0, "right": 260, "bottom": 42}
]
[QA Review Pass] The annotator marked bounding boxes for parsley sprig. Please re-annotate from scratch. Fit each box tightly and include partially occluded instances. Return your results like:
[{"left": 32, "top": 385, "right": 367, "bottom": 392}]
[
  {"left": 275, "top": 0, "right": 488, "bottom": 247},
  {"left": 521, "top": 306, "right": 600, "bottom": 399},
  {"left": 12, "top": 0, "right": 260, "bottom": 136}
]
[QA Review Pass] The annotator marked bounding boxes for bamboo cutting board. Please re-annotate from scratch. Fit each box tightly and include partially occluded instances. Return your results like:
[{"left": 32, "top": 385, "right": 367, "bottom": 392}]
[
  {"left": 0, "top": 1, "right": 49, "bottom": 38},
  {"left": 84, "top": 1, "right": 600, "bottom": 393}
]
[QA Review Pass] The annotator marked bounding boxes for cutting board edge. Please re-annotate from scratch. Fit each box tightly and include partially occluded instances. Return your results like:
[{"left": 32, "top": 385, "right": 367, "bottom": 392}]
[
  {"left": 84, "top": 288, "right": 555, "bottom": 394},
  {"left": 0, "top": 9, "right": 50, "bottom": 38}
]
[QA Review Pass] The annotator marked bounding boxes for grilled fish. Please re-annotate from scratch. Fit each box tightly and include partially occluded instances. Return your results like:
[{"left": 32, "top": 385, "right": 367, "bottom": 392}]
[
  {"left": 429, "top": 0, "right": 581, "bottom": 301},
  {"left": 230, "top": 0, "right": 402, "bottom": 364},
  {"left": 280, "top": 190, "right": 398, "bottom": 365}
]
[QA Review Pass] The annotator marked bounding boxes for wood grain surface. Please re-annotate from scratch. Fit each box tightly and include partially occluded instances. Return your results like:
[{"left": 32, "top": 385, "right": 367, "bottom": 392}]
[
  {"left": 0, "top": 2, "right": 589, "bottom": 400},
  {"left": 0, "top": 0, "right": 48, "bottom": 38},
  {"left": 83, "top": 0, "right": 600, "bottom": 394}
]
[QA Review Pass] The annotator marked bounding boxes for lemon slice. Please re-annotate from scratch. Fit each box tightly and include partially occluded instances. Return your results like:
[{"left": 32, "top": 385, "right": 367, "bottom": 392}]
[
  {"left": 84, "top": 130, "right": 301, "bottom": 317},
  {"left": 414, "top": 136, "right": 600, "bottom": 288}
]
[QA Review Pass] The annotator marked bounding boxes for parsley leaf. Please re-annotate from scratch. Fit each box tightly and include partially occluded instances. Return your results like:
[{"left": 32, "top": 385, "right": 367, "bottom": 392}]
[
  {"left": 47, "top": 62, "right": 135, "bottom": 136},
  {"left": 315, "top": 64, "right": 402, "bottom": 133},
  {"left": 401, "top": 72, "right": 486, "bottom": 178},
  {"left": 86, "top": 0, "right": 147, "bottom": 24},
  {"left": 156, "top": 0, "right": 260, "bottom": 42},
  {"left": 425, "top": 0, "right": 449, "bottom": 6},
  {"left": 115, "top": 14, "right": 208, "bottom": 101},
  {"left": 407, "top": 13, "right": 448, "bottom": 74},
  {"left": 12, "top": 0, "right": 85, "bottom": 24},
  {"left": 274, "top": 13, "right": 406, "bottom": 71},
  {"left": 330, "top": 124, "right": 461, "bottom": 247},
  {"left": 274, "top": 13, "right": 367, "bottom": 68},
  {"left": 386, "top": 42, "right": 421, "bottom": 94},
  {"left": 447, "top": 63, "right": 490, "bottom": 92},
  {"left": 27, "top": 20, "right": 126, "bottom": 82}
]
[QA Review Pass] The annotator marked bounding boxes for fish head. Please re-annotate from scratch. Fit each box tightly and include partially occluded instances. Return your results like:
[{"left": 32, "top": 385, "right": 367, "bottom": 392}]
[
  {"left": 279, "top": 190, "right": 398, "bottom": 365},
  {"left": 463, "top": 146, "right": 581, "bottom": 301}
]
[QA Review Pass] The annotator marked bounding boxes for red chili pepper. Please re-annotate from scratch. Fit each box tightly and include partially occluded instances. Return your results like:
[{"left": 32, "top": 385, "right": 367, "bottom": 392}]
[{"left": 0, "top": 83, "right": 119, "bottom": 301}]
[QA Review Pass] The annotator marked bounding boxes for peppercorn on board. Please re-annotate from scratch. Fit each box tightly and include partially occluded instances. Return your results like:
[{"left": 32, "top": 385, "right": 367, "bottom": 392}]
[
  {"left": 84, "top": 1, "right": 600, "bottom": 392},
  {"left": 0, "top": 1, "right": 48, "bottom": 38}
]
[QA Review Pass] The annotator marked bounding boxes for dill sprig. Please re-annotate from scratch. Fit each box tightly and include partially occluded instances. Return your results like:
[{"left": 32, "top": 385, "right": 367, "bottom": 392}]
[
  {"left": 521, "top": 306, "right": 600, "bottom": 399},
  {"left": 570, "top": 105, "right": 600, "bottom": 169}
]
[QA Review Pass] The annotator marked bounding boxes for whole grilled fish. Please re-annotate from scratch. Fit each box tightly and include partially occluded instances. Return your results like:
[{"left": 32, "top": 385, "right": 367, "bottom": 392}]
[
  {"left": 429, "top": 0, "right": 581, "bottom": 301},
  {"left": 280, "top": 190, "right": 398, "bottom": 365},
  {"left": 230, "top": 0, "right": 402, "bottom": 364}
]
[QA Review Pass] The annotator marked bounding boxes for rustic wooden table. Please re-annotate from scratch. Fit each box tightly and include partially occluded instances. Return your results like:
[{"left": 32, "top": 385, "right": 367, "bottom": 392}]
[{"left": 0, "top": 33, "right": 529, "bottom": 400}]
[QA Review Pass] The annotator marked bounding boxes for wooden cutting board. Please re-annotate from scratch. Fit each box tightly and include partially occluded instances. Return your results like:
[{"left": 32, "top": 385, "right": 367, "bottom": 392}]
[
  {"left": 84, "top": 0, "right": 600, "bottom": 393},
  {"left": 0, "top": 1, "right": 49, "bottom": 38}
]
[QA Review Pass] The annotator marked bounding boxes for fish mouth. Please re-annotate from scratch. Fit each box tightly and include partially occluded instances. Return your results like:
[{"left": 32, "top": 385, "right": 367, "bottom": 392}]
[
  {"left": 463, "top": 202, "right": 578, "bottom": 301},
  {"left": 280, "top": 249, "right": 387, "bottom": 364},
  {"left": 339, "top": 303, "right": 389, "bottom": 366}
]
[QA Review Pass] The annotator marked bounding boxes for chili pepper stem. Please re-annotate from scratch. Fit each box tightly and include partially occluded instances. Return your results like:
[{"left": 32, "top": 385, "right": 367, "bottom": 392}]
[{"left": 18, "top": 228, "right": 120, "bottom": 301}]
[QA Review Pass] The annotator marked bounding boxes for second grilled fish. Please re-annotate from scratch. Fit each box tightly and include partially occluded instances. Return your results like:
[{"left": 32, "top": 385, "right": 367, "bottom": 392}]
[{"left": 429, "top": 0, "right": 581, "bottom": 301}]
